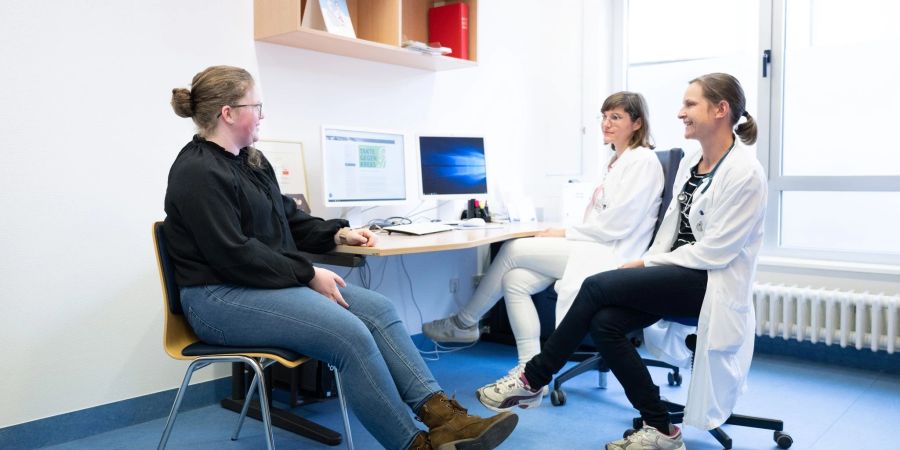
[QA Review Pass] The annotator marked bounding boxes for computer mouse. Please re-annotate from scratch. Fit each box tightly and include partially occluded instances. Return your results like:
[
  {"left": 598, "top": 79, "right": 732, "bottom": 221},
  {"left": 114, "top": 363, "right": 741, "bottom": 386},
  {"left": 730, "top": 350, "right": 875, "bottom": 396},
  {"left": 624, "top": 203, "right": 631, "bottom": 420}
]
[{"left": 460, "top": 218, "right": 486, "bottom": 227}]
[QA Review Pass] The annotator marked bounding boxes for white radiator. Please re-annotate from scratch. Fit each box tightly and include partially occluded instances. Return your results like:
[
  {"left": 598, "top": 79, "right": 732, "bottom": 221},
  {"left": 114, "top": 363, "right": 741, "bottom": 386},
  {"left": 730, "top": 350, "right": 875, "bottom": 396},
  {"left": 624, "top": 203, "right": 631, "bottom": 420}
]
[{"left": 753, "top": 283, "right": 900, "bottom": 354}]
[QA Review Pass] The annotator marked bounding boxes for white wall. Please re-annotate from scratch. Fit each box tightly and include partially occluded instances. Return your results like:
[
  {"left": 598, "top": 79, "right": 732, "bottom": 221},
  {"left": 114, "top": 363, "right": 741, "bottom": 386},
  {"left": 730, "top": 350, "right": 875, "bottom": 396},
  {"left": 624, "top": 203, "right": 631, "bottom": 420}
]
[
  {"left": 0, "top": 0, "right": 596, "bottom": 427},
  {"left": 1, "top": 0, "right": 895, "bottom": 432}
]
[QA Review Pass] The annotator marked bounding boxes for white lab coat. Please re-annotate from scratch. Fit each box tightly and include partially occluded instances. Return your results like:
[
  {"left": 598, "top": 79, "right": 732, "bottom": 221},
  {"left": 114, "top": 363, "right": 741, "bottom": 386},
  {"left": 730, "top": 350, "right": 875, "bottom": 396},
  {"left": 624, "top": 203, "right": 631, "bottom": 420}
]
[
  {"left": 554, "top": 147, "right": 664, "bottom": 325},
  {"left": 642, "top": 140, "right": 767, "bottom": 430}
]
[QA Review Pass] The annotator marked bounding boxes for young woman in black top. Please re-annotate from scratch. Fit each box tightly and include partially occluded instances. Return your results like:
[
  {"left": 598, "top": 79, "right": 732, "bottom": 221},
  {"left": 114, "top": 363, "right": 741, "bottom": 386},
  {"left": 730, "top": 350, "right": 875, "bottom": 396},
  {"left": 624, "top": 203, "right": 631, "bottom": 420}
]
[{"left": 165, "top": 65, "right": 518, "bottom": 450}]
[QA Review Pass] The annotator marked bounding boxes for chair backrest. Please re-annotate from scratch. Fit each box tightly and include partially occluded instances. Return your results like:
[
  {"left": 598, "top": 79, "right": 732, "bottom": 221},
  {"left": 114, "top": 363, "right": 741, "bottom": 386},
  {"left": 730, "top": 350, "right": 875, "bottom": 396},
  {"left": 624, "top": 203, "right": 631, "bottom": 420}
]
[
  {"left": 153, "top": 221, "right": 199, "bottom": 359},
  {"left": 652, "top": 148, "right": 684, "bottom": 242},
  {"left": 154, "top": 222, "right": 183, "bottom": 315}
]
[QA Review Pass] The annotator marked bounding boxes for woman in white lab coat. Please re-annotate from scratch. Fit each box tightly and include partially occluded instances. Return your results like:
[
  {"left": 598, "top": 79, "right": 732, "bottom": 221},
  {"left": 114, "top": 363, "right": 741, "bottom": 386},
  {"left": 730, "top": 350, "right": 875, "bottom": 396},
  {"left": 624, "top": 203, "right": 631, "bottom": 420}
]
[
  {"left": 477, "top": 73, "right": 766, "bottom": 450},
  {"left": 422, "top": 92, "right": 664, "bottom": 383}
]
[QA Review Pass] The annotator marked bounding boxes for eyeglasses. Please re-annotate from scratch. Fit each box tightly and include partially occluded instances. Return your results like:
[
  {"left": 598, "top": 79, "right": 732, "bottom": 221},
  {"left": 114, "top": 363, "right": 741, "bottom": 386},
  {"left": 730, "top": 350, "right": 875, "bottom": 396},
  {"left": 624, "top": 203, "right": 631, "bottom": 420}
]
[
  {"left": 217, "top": 103, "right": 263, "bottom": 118},
  {"left": 601, "top": 113, "right": 626, "bottom": 124}
]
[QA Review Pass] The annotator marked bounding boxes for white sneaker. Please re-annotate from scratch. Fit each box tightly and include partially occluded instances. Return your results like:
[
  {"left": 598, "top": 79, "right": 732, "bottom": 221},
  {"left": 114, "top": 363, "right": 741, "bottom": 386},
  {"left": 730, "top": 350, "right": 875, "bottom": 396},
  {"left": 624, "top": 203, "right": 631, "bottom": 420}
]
[
  {"left": 422, "top": 315, "right": 480, "bottom": 343},
  {"left": 606, "top": 424, "right": 686, "bottom": 450},
  {"left": 491, "top": 365, "right": 549, "bottom": 395},
  {"left": 476, "top": 366, "right": 544, "bottom": 412}
]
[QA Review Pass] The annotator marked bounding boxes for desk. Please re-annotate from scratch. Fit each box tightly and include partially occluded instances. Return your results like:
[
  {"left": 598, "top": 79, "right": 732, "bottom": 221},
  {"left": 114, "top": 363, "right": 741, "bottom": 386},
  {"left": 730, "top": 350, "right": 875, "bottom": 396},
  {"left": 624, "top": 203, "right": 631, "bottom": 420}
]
[{"left": 334, "top": 222, "right": 551, "bottom": 256}]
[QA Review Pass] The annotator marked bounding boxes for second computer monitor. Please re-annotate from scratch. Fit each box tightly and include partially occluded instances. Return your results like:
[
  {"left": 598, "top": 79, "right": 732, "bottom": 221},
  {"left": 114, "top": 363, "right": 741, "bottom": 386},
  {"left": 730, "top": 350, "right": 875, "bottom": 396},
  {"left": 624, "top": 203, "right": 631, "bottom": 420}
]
[{"left": 418, "top": 135, "right": 488, "bottom": 198}]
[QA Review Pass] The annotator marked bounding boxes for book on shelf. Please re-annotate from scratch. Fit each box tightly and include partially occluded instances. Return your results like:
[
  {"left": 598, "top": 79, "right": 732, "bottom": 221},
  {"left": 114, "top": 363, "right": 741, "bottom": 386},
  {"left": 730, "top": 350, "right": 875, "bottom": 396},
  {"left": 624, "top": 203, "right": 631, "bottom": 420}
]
[
  {"left": 428, "top": 2, "right": 468, "bottom": 60},
  {"left": 302, "top": 0, "right": 356, "bottom": 38}
]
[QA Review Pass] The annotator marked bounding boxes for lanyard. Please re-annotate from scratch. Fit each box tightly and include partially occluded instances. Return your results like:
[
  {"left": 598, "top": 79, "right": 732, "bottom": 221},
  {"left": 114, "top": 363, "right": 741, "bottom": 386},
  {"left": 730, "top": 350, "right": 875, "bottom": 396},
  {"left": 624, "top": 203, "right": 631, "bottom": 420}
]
[{"left": 698, "top": 137, "right": 736, "bottom": 194}]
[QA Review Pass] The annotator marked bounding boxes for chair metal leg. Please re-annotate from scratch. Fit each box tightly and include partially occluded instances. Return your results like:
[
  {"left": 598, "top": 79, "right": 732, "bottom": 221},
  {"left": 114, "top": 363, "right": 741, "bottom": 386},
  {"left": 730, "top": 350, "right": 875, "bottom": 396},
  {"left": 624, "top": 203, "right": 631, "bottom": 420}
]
[
  {"left": 232, "top": 359, "right": 277, "bottom": 442},
  {"left": 158, "top": 360, "right": 209, "bottom": 450},
  {"left": 231, "top": 368, "right": 260, "bottom": 440},
  {"left": 245, "top": 358, "right": 276, "bottom": 450},
  {"left": 330, "top": 364, "right": 354, "bottom": 450}
]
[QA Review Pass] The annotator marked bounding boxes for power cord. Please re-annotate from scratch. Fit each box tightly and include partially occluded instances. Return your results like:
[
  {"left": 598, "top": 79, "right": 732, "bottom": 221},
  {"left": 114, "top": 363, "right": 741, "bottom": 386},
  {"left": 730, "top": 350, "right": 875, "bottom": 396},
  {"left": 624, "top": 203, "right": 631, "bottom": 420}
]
[
  {"left": 399, "top": 255, "right": 479, "bottom": 360},
  {"left": 405, "top": 200, "right": 449, "bottom": 220}
]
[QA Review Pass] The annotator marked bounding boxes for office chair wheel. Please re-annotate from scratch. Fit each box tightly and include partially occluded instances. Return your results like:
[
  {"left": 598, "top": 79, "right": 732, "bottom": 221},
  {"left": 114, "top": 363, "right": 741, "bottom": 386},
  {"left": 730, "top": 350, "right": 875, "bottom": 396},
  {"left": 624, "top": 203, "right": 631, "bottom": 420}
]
[
  {"left": 623, "top": 428, "right": 637, "bottom": 439},
  {"left": 550, "top": 389, "right": 566, "bottom": 406},
  {"left": 774, "top": 431, "right": 793, "bottom": 448},
  {"left": 667, "top": 371, "right": 682, "bottom": 386}
]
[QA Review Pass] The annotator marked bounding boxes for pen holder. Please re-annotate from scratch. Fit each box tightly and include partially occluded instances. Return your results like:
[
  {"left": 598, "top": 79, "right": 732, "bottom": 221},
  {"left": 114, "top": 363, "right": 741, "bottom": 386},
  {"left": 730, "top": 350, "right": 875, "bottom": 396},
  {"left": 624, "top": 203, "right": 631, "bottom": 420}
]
[{"left": 460, "top": 203, "right": 492, "bottom": 222}]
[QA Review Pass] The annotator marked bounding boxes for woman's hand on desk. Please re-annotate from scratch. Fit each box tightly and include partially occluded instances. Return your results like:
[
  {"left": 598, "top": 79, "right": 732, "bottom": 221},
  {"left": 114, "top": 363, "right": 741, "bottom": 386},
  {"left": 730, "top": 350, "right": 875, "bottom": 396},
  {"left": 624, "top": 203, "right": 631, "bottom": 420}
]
[
  {"left": 335, "top": 227, "right": 378, "bottom": 247},
  {"left": 310, "top": 267, "right": 349, "bottom": 308},
  {"left": 347, "top": 228, "right": 377, "bottom": 246},
  {"left": 535, "top": 228, "right": 566, "bottom": 238}
]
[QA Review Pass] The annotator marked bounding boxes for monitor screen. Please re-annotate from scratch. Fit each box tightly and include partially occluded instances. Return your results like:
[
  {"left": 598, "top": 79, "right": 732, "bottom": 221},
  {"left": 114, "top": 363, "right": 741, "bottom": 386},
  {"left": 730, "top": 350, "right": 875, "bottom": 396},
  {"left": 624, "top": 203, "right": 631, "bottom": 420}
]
[
  {"left": 321, "top": 126, "right": 409, "bottom": 207},
  {"left": 418, "top": 136, "right": 488, "bottom": 198}
]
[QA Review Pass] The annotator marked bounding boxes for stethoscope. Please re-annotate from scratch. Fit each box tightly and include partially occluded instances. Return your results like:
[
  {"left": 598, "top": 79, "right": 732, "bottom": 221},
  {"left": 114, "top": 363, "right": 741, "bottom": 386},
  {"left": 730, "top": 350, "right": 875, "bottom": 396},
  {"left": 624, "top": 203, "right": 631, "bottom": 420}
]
[{"left": 677, "top": 138, "right": 736, "bottom": 204}]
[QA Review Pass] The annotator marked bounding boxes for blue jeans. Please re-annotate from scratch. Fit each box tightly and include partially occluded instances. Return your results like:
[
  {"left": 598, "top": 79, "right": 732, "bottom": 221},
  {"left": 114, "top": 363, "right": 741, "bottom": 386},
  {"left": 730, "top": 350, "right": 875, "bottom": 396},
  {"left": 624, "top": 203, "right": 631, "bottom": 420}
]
[{"left": 180, "top": 283, "right": 441, "bottom": 450}]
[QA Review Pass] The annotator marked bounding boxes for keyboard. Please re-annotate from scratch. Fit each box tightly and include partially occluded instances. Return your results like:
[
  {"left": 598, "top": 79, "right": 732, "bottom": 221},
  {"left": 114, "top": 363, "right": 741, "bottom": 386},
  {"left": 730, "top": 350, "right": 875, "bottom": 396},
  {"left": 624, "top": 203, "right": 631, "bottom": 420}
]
[{"left": 383, "top": 222, "right": 455, "bottom": 236}]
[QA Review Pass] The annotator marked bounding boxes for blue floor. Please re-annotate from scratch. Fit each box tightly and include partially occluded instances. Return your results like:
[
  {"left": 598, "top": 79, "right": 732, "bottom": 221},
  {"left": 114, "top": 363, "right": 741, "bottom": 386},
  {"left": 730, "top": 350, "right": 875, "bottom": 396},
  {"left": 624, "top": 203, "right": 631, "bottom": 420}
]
[{"left": 41, "top": 340, "right": 900, "bottom": 449}]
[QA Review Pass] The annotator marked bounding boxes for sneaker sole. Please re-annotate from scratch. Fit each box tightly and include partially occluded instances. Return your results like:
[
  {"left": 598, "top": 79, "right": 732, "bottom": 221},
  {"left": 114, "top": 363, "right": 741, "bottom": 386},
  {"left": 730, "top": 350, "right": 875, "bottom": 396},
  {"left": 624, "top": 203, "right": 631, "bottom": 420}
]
[{"left": 435, "top": 412, "right": 519, "bottom": 450}]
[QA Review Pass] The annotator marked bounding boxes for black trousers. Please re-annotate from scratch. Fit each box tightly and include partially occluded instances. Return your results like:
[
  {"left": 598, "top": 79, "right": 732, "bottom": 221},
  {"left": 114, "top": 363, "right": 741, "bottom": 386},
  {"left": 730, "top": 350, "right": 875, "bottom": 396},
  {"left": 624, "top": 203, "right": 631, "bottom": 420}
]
[{"left": 524, "top": 265, "right": 707, "bottom": 431}]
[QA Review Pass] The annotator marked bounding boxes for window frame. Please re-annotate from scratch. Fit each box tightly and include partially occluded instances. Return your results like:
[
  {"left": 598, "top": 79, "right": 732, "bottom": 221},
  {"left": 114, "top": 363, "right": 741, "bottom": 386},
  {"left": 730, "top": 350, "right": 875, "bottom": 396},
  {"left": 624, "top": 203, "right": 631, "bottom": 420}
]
[
  {"left": 613, "top": 0, "right": 900, "bottom": 265},
  {"left": 763, "top": 0, "right": 900, "bottom": 265}
]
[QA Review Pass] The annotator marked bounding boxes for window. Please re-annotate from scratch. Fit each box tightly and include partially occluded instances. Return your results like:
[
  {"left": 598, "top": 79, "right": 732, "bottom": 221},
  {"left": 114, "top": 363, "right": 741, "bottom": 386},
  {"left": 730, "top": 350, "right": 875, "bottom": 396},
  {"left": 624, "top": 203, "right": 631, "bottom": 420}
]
[
  {"left": 770, "top": 0, "right": 900, "bottom": 261},
  {"left": 622, "top": 0, "right": 900, "bottom": 263},
  {"left": 626, "top": 0, "right": 759, "bottom": 157}
]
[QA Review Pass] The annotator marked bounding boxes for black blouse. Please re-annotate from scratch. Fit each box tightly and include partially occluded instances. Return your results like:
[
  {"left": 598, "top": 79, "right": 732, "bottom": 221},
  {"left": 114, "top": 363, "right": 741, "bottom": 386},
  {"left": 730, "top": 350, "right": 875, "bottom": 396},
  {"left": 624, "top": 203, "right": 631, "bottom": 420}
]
[
  {"left": 163, "top": 136, "right": 348, "bottom": 288},
  {"left": 671, "top": 164, "right": 710, "bottom": 252}
]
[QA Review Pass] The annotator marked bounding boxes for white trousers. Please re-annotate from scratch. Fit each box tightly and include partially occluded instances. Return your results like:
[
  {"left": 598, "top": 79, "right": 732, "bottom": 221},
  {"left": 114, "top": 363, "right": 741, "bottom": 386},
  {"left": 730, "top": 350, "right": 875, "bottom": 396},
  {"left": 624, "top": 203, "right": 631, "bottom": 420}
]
[{"left": 457, "top": 237, "right": 580, "bottom": 364}]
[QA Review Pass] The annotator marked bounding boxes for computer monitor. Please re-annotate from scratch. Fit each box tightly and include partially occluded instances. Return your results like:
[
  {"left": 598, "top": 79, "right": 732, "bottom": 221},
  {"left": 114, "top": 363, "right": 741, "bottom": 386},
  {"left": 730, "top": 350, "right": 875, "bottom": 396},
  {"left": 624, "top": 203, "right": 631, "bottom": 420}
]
[
  {"left": 418, "top": 135, "right": 488, "bottom": 198},
  {"left": 321, "top": 126, "right": 411, "bottom": 207}
]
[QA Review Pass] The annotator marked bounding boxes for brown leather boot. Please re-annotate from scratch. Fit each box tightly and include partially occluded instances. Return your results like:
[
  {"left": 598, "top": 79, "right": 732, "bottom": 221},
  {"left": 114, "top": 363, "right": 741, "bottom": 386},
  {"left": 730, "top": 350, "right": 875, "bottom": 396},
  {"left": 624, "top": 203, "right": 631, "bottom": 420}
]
[
  {"left": 408, "top": 431, "right": 433, "bottom": 450},
  {"left": 416, "top": 392, "right": 518, "bottom": 450}
]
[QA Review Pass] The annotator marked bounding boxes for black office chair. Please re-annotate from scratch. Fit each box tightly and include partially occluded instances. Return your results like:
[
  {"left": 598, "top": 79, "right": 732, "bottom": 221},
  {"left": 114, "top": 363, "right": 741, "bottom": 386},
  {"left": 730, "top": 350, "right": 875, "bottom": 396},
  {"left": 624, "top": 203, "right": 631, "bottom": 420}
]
[
  {"left": 626, "top": 316, "right": 793, "bottom": 449},
  {"left": 549, "top": 148, "right": 685, "bottom": 404},
  {"left": 153, "top": 222, "right": 354, "bottom": 450}
]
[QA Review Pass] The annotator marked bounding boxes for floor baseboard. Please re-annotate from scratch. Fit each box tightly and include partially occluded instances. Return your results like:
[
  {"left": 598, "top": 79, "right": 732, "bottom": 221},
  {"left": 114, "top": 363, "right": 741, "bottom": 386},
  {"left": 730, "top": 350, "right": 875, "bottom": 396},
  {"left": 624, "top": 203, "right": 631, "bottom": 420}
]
[{"left": 0, "top": 377, "right": 230, "bottom": 449}]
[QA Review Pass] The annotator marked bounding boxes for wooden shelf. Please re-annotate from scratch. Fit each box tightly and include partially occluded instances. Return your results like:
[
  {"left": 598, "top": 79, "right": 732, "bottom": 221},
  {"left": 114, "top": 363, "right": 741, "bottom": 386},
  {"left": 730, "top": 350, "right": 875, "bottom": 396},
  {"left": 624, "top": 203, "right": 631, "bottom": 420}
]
[
  {"left": 256, "top": 26, "right": 476, "bottom": 71},
  {"left": 254, "top": 0, "right": 477, "bottom": 72}
]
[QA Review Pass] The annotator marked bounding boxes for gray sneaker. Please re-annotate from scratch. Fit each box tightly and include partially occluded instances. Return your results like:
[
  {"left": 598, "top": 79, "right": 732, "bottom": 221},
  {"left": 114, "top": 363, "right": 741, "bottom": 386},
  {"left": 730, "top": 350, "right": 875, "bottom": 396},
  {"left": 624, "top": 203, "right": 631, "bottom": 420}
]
[
  {"left": 422, "top": 315, "right": 480, "bottom": 343},
  {"left": 606, "top": 424, "right": 686, "bottom": 450}
]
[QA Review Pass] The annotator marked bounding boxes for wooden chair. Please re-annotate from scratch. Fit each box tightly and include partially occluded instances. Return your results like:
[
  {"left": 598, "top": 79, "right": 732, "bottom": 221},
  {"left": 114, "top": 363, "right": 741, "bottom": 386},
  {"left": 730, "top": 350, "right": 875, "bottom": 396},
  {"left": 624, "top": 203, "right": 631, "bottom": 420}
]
[{"left": 153, "top": 221, "right": 354, "bottom": 450}]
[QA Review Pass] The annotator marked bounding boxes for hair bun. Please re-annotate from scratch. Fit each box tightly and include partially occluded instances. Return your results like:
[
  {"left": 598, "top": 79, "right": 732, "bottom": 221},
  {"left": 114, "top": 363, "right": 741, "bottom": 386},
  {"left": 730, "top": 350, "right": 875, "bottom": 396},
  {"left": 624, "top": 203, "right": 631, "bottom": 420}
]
[{"left": 171, "top": 88, "right": 194, "bottom": 118}]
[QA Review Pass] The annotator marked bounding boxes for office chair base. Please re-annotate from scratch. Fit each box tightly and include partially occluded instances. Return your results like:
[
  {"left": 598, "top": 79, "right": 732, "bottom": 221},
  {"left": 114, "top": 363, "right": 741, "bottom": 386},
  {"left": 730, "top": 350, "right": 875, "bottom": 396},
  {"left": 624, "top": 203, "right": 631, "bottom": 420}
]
[
  {"left": 630, "top": 408, "right": 793, "bottom": 449},
  {"left": 550, "top": 354, "right": 682, "bottom": 407},
  {"left": 551, "top": 353, "right": 609, "bottom": 407}
]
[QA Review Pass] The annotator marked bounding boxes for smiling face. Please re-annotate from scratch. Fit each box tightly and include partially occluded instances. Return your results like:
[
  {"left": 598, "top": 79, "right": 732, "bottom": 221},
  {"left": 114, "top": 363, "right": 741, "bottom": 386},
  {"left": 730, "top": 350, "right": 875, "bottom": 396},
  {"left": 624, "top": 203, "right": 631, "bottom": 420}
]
[
  {"left": 601, "top": 106, "right": 642, "bottom": 150},
  {"left": 677, "top": 82, "right": 719, "bottom": 141}
]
